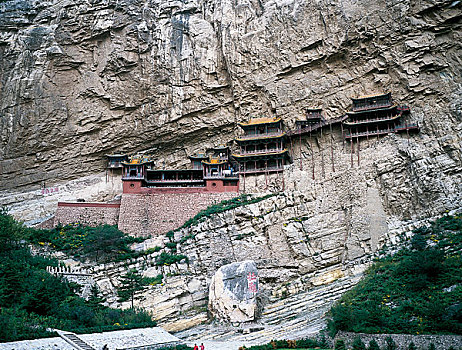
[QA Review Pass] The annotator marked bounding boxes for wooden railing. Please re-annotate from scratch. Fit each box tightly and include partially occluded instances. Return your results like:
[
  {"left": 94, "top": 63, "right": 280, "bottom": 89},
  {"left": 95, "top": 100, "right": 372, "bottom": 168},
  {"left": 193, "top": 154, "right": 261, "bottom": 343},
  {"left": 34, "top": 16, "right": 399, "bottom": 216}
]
[{"left": 352, "top": 102, "right": 392, "bottom": 112}]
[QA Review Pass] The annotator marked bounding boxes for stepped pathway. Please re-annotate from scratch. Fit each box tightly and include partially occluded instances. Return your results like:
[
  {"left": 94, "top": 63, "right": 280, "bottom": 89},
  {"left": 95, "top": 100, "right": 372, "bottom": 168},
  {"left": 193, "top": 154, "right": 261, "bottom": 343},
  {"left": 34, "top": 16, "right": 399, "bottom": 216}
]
[
  {"left": 57, "top": 330, "right": 97, "bottom": 350},
  {"left": 181, "top": 275, "right": 361, "bottom": 345}
]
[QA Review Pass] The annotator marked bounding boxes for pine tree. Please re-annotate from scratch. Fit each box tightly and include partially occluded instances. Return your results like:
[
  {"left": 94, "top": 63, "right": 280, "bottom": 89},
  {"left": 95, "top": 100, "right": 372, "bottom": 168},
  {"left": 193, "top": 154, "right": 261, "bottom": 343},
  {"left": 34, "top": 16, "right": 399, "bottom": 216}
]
[
  {"left": 408, "top": 342, "right": 416, "bottom": 350},
  {"left": 117, "top": 269, "right": 145, "bottom": 309},
  {"left": 428, "top": 344, "right": 435, "bottom": 350},
  {"left": 352, "top": 336, "right": 366, "bottom": 350},
  {"left": 334, "top": 339, "right": 346, "bottom": 350},
  {"left": 384, "top": 336, "right": 397, "bottom": 350},
  {"left": 87, "top": 284, "right": 105, "bottom": 309},
  {"left": 368, "top": 339, "right": 380, "bottom": 350}
]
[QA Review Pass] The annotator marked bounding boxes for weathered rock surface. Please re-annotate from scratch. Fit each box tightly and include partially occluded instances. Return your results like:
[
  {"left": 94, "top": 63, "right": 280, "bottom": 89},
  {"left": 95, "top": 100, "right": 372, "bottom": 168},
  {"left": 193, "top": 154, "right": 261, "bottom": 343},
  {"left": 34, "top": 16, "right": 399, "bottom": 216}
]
[
  {"left": 209, "top": 260, "right": 259, "bottom": 323},
  {"left": 1, "top": 0, "right": 461, "bottom": 195},
  {"left": 1, "top": 0, "right": 462, "bottom": 343}
]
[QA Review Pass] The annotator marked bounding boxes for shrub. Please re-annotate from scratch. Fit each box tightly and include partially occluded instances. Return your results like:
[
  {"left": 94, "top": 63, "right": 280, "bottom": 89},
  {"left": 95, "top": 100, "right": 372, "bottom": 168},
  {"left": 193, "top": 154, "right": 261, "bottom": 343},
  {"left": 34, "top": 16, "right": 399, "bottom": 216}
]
[
  {"left": 384, "top": 337, "right": 397, "bottom": 350},
  {"left": 155, "top": 252, "right": 188, "bottom": 266},
  {"left": 327, "top": 214, "right": 462, "bottom": 335},
  {"left": 352, "top": 336, "right": 366, "bottom": 350},
  {"left": 368, "top": 339, "right": 380, "bottom": 350},
  {"left": 0, "top": 210, "right": 156, "bottom": 342},
  {"left": 334, "top": 339, "right": 346, "bottom": 350}
]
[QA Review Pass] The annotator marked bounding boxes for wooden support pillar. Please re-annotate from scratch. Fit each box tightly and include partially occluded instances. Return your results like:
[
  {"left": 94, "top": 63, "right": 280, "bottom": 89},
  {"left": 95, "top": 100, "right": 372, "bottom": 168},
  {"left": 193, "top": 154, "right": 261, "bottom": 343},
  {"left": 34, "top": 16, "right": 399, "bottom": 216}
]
[
  {"left": 282, "top": 169, "right": 285, "bottom": 191},
  {"left": 330, "top": 122, "right": 335, "bottom": 173},
  {"left": 350, "top": 139, "right": 354, "bottom": 168},
  {"left": 320, "top": 128, "right": 325, "bottom": 178},
  {"left": 299, "top": 131, "right": 303, "bottom": 170},
  {"left": 310, "top": 131, "right": 315, "bottom": 180},
  {"left": 377, "top": 124, "right": 379, "bottom": 140},
  {"left": 357, "top": 136, "right": 360, "bottom": 166},
  {"left": 341, "top": 122, "right": 345, "bottom": 149},
  {"left": 265, "top": 159, "right": 268, "bottom": 190},
  {"left": 243, "top": 163, "right": 246, "bottom": 193}
]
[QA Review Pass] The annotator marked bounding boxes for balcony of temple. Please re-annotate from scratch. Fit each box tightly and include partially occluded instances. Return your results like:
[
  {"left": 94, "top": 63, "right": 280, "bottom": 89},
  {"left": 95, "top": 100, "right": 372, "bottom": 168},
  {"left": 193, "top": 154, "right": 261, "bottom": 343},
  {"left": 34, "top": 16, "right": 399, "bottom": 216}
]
[
  {"left": 343, "top": 92, "right": 417, "bottom": 140},
  {"left": 202, "top": 156, "right": 238, "bottom": 180},
  {"left": 233, "top": 116, "right": 290, "bottom": 178},
  {"left": 236, "top": 142, "right": 286, "bottom": 156},
  {"left": 350, "top": 92, "right": 393, "bottom": 112},
  {"left": 295, "top": 108, "right": 325, "bottom": 129},
  {"left": 235, "top": 116, "right": 285, "bottom": 141},
  {"left": 145, "top": 169, "right": 205, "bottom": 187},
  {"left": 188, "top": 152, "right": 209, "bottom": 170},
  {"left": 344, "top": 123, "right": 420, "bottom": 140},
  {"left": 121, "top": 155, "right": 154, "bottom": 180},
  {"left": 235, "top": 156, "right": 288, "bottom": 175},
  {"left": 211, "top": 144, "right": 231, "bottom": 161},
  {"left": 106, "top": 154, "right": 129, "bottom": 169}
]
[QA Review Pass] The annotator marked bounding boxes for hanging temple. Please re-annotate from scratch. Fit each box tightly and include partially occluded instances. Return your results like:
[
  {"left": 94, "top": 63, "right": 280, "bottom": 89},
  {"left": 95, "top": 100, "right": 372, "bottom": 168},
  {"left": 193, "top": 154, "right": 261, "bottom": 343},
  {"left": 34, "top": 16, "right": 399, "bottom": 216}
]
[{"left": 106, "top": 92, "right": 418, "bottom": 195}]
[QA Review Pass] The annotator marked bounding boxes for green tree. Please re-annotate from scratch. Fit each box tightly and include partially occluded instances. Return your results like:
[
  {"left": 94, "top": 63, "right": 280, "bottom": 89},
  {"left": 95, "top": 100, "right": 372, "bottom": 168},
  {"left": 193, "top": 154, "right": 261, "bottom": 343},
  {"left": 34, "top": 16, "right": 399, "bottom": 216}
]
[
  {"left": 83, "top": 225, "right": 129, "bottom": 262},
  {"left": 428, "top": 344, "right": 435, "bottom": 350},
  {"left": 352, "top": 336, "right": 366, "bottom": 350},
  {"left": 384, "top": 337, "right": 397, "bottom": 350},
  {"left": 367, "top": 339, "right": 380, "bottom": 350},
  {"left": 0, "top": 208, "right": 24, "bottom": 253},
  {"left": 334, "top": 339, "right": 346, "bottom": 350},
  {"left": 117, "top": 269, "right": 145, "bottom": 309},
  {"left": 86, "top": 284, "right": 106, "bottom": 310},
  {"left": 408, "top": 342, "right": 416, "bottom": 350}
]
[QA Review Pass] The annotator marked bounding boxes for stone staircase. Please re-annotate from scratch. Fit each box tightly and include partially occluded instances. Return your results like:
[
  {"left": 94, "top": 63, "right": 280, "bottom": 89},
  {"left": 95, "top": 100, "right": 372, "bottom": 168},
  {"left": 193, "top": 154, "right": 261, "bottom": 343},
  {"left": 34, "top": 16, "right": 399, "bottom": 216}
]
[{"left": 57, "top": 330, "right": 97, "bottom": 350}]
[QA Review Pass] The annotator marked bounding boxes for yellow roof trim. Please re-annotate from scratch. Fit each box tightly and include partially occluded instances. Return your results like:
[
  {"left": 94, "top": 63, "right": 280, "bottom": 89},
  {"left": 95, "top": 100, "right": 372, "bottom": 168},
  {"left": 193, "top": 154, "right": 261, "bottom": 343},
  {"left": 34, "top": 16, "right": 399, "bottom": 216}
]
[
  {"left": 354, "top": 92, "right": 391, "bottom": 99},
  {"left": 238, "top": 117, "right": 281, "bottom": 127},
  {"left": 202, "top": 160, "right": 227, "bottom": 165}
]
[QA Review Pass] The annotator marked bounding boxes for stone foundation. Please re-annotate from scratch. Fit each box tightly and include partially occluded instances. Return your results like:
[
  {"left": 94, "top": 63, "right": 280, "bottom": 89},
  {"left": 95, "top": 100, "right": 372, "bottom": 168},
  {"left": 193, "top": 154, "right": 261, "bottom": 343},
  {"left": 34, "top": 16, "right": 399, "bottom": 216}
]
[
  {"left": 335, "top": 331, "right": 462, "bottom": 349},
  {"left": 54, "top": 202, "right": 121, "bottom": 227},
  {"left": 118, "top": 192, "right": 237, "bottom": 236}
]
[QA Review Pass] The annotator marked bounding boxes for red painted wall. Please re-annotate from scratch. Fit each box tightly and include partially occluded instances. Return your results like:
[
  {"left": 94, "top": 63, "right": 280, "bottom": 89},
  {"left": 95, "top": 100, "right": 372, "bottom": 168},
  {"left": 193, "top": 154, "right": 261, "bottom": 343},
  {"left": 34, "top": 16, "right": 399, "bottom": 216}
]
[{"left": 122, "top": 179, "right": 239, "bottom": 194}]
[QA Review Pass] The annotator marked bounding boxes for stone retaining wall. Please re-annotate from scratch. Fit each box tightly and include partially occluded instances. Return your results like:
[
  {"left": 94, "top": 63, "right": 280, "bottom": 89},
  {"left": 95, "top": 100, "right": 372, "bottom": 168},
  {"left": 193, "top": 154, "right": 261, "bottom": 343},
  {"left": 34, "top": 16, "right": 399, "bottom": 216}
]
[
  {"left": 335, "top": 331, "right": 462, "bottom": 349},
  {"left": 55, "top": 202, "right": 121, "bottom": 226},
  {"left": 118, "top": 192, "right": 237, "bottom": 236}
]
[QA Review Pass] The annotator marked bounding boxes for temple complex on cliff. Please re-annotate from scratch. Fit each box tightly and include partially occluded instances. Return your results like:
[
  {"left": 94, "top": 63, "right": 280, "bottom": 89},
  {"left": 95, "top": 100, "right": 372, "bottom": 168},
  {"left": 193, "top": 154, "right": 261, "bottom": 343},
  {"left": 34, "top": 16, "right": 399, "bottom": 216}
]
[
  {"left": 342, "top": 92, "right": 418, "bottom": 140},
  {"left": 118, "top": 147, "right": 239, "bottom": 194},
  {"left": 232, "top": 117, "right": 290, "bottom": 174},
  {"left": 57, "top": 94, "right": 419, "bottom": 235}
]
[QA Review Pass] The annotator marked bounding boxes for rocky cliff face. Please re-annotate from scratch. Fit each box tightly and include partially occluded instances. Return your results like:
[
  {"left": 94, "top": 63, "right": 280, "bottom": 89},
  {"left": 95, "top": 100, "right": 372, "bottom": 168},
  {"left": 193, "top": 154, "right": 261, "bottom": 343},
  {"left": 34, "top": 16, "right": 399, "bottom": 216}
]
[
  {"left": 1, "top": 0, "right": 461, "bottom": 193},
  {"left": 1, "top": 0, "right": 461, "bottom": 342}
]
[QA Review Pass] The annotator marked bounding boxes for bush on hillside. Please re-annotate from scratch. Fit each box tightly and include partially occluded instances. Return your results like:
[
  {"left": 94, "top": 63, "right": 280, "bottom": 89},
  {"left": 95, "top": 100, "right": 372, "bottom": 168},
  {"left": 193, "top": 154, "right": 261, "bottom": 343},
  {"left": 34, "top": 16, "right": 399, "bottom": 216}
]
[
  {"left": 327, "top": 214, "right": 462, "bottom": 336},
  {"left": 0, "top": 210, "right": 156, "bottom": 342}
]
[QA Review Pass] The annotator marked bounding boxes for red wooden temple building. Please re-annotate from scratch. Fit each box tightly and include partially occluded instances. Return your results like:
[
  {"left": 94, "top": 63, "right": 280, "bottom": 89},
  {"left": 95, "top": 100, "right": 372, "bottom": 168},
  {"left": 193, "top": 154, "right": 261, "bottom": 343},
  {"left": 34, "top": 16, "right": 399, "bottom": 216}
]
[
  {"left": 342, "top": 92, "right": 418, "bottom": 140},
  {"left": 118, "top": 148, "right": 239, "bottom": 194},
  {"left": 232, "top": 117, "right": 290, "bottom": 189}
]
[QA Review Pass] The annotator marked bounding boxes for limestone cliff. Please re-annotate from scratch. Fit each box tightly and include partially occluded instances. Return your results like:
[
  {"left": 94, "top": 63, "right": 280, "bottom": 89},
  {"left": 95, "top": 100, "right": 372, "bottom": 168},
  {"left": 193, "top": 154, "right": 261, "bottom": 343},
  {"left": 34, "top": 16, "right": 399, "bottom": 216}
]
[
  {"left": 1, "top": 0, "right": 460, "bottom": 193},
  {"left": 1, "top": 0, "right": 462, "bottom": 342}
]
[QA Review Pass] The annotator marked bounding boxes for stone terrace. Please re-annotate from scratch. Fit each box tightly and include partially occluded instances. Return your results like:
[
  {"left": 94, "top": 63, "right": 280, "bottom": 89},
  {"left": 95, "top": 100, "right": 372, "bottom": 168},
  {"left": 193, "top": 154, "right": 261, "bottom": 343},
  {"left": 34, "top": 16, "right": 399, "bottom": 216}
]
[
  {"left": 54, "top": 202, "right": 121, "bottom": 227},
  {"left": 118, "top": 193, "right": 236, "bottom": 236},
  {"left": 0, "top": 327, "right": 179, "bottom": 350}
]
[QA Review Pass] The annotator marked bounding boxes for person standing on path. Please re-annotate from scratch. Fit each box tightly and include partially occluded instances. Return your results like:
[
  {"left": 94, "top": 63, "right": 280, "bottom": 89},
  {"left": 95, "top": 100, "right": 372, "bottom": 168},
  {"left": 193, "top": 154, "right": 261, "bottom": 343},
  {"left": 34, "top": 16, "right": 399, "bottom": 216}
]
[
  {"left": 194, "top": 344, "right": 199, "bottom": 350},
  {"left": 200, "top": 343, "right": 205, "bottom": 350}
]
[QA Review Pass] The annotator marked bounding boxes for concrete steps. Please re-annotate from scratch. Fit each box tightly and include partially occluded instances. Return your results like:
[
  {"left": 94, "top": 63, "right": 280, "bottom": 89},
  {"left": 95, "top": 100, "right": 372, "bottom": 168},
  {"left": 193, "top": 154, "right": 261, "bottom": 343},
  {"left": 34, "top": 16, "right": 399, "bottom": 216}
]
[{"left": 57, "top": 331, "right": 97, "bottom": 350}]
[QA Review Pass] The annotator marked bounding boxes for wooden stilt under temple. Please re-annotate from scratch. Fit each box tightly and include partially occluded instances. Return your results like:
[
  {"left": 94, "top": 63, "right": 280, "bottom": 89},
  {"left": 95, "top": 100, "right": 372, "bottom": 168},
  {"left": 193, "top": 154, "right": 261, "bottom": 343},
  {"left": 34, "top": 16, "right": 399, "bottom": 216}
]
[{"left": 330, "top": 122, "right": 335, "bottom": 173}]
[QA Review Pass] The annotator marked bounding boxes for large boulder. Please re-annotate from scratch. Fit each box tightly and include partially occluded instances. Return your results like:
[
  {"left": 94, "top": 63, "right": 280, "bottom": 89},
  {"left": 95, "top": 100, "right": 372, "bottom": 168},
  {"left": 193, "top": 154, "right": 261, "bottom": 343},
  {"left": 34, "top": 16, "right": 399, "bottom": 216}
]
[{"left": 208, "top": 260, "right": 259, "bottom": 323}]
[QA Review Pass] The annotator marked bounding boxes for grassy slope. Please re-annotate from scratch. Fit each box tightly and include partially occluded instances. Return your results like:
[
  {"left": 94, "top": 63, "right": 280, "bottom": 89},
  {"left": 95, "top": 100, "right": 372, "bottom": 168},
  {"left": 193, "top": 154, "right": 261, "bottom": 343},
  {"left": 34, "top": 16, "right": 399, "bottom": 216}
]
[{"left": 328, "top": 215, "right": 462, "bottom": 336}]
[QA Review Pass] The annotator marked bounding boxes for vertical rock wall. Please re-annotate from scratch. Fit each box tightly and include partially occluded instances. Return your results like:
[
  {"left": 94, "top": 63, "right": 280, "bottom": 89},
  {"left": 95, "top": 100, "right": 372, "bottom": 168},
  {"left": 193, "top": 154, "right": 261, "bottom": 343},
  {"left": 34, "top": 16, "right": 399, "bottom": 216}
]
[{"left": 1, "top": 0, "right": 460, "bottom": 197}]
